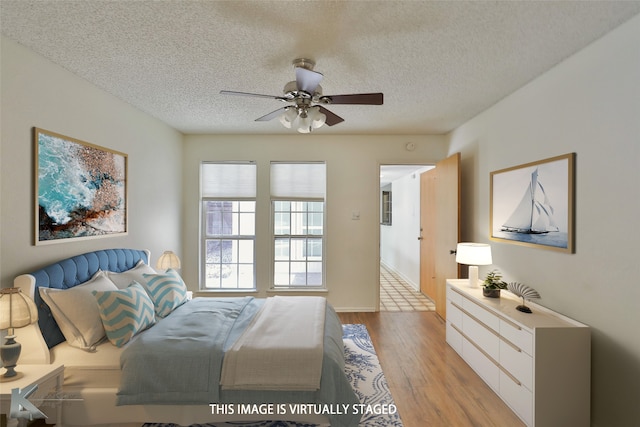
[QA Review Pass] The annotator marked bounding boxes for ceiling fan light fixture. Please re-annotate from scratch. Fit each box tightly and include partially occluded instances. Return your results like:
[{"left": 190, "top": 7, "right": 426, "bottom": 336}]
[
  {"left": 309, "top": 106, "right": 326, "bottom": 129},
  {"left": 279, "top": 106, "right": 297, "bottom": 128},
  {"left": 297, "top": 109, "right": 312, "bottom": 133}
]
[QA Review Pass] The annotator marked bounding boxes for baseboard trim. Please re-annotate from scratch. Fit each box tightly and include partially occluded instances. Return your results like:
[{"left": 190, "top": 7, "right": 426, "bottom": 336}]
[{"left": 334, "top": 307, "right": 377, "bottom": 313}]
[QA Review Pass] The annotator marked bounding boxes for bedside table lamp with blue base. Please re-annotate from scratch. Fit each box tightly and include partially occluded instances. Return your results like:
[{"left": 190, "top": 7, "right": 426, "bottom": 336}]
[{"left": 0, "top": 288, "right": 38, "bottom": 381}]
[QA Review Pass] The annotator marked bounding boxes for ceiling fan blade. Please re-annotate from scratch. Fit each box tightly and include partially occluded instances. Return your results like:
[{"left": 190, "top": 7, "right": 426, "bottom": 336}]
[
  {"left": 296, "top": 67, "right": 323, "bottom": 94},
  {"left": 318, "top": 106, "right": 345, "bottom": 126},
  {"left": 322, "top": 93, "right": 383, "bottom": 105},
  {"left": 255, "top": 108, "right": 286, "bottom": 122},
  {"left": 220, "top": 90, "right": 287, "bottom": 101}
]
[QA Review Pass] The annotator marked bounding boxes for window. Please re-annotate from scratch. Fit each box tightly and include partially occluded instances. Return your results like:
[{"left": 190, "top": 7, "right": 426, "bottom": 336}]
[
  {"left": 201, "top": 162, "right": 256, "bottom": 290},
  {"left": 381, "top": 190, "right": 392, "bottom": 225},
  {"left": 271, "top": 162, "right": 326, "bottom": 288}
]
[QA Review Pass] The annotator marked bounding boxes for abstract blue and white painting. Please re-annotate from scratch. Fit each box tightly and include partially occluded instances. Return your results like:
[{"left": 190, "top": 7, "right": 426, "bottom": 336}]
[{"left": 36, "top": 128, "right": 127, "bottom": 244}]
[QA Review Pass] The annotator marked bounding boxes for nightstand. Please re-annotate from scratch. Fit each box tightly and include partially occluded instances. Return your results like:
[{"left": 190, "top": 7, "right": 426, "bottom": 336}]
[{"left": 0, "top": 364, "right": 64, "bottom": 427}]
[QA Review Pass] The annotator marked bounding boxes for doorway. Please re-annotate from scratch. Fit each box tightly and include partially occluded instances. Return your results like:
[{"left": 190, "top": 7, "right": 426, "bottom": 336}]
[
  {"left": 379, "top": 164, "right": 434, "bottom": 311},
  {"left": 379, "top": 153, "right": 461, "bottom": 315}
]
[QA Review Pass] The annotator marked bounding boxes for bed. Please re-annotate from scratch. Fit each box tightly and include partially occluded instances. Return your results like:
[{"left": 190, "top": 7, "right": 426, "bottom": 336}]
[{"left": 14, "top": 248, "right": 361, "bottom": 427}]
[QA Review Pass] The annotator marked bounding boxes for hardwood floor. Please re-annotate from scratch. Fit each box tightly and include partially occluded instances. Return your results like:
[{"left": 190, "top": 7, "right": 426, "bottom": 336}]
[{"left": 338, "top": 311, "right": 525, "bottom": 427}]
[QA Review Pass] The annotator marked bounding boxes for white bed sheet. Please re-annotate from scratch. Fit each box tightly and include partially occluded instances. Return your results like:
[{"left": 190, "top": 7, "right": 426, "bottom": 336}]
[
  {"left": 48, "top": 324, "right": 332, "bottom": 427},
  {"left": 51, "top": 340, "right": 124, "bottom": 388}
]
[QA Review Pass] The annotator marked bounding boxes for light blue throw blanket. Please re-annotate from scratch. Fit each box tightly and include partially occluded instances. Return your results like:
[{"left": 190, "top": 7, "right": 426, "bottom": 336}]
[{"left": 116, "top": 297, "right": 361, "bottom": 427}]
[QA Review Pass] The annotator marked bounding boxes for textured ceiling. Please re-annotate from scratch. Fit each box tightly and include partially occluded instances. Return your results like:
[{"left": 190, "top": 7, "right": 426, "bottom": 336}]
[{"left": 1, "top": 1, "right": 639, "bottom": 135}]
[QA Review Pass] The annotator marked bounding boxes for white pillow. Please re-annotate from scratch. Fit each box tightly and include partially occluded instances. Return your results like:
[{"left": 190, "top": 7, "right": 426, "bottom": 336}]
[
  {"left": 39, "top": 271, "right": 118, "bottom": 350},
  {"left": 105, "top": 260, "right": 156, "bottom": 289}
]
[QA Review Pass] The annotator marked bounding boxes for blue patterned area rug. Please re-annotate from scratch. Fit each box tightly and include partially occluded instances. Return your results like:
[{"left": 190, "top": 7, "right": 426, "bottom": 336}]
[{"left": 143, "top": 324, "right": 403, "bottom": 427}]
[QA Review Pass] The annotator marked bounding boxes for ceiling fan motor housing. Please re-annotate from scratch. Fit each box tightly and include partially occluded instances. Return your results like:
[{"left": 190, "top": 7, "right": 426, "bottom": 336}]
[
  {"left": 283, "top": 80, "right": 322, "bottom": 111},
  {"left": 292, "top": 58, "right": 315, "bottom": 71}
]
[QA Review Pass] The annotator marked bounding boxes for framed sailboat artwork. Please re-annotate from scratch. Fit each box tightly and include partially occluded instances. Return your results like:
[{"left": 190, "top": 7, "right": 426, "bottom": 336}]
[{"left": 490, "top": 153, "right": 575, "bottom": 253}]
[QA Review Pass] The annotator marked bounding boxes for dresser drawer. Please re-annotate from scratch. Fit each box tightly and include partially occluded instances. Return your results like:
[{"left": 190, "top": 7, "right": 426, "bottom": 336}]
[
  {"left": 500, "top": 340, "right": 533, "bottom": 390},
  {"left": 463, "top": 312, "right": 499, "bottom": 361},
  {"left": 500, "top": 370, "right": 533, "bottom": 426},
  {"left": 462, "top": 297, "right": 499, "bottom": 333},
  {"left": 446, "top": 321, "right": 463, "bottom": 355},
  {"left": 446, "top": 285, "right": 463, "bottom": 306},
  {"left": 447, "top": 298, "right": 463, "bottom": 328},
  {"left": 463, "top": 337, "right": 500, "bottom": 392},
  {"left": 500, "top": 318, "right": 533, "bottom": 356}
]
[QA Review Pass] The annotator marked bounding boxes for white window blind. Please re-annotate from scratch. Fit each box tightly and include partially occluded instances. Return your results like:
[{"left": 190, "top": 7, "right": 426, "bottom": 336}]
[
  {"left": 201, "top": 162, "right": 256, "bottom": 198},
  {"left": 270, "top": 162, "right": 326, "bottom": 199}
]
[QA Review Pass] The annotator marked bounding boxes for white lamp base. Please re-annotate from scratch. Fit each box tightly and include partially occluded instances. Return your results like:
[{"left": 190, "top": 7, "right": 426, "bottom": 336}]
[{"left": 468, "top": 265, "right": 479, "bottom": 288}]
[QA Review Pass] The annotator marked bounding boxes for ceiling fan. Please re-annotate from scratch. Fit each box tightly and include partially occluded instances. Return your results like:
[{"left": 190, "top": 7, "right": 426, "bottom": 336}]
[{"left": 220, "top": 58, "right": 383, "bottom": 133}]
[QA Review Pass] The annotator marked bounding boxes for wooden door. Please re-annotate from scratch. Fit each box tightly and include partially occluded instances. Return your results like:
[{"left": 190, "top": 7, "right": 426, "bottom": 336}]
[
  {"left": 420, "top": 153, "right": 460, "bottom": 319},
  {"left": 419, "top": 169, "right": 437, "bottom": 300}
]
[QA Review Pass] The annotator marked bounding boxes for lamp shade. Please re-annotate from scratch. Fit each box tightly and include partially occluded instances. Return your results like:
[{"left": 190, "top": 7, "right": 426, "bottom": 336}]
[
  {"left": 279, "top": 106, "right": 326, "bottom": 133},
  {"left": 455, "top": 243, "right": 492, "bottom": 266},
  {"left": 0, "top": 288, "right": 38, "bottom": 330},
  {"left": 279, "top": 107, "right": 297, "bottom": 129},
  {"left": 308, "top": 106, "right": 326, "bottom": 129},
  {"left": 156, "top": 251, "right": 181, "bottom": 270},
  {"left": 297, "top": 110, "right": 312, "bottom": 133}
]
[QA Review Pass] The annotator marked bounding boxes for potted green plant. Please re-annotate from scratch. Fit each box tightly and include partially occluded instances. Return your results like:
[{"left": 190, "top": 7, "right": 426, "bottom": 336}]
[{"left": 482, "top": 270, "right": 508, "bottom": 298}]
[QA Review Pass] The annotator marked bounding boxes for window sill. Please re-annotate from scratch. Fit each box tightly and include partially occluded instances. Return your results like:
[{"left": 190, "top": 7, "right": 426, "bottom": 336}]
[
  {"left": 196, "top": 289, "right": 259, "bottom": 295},
  {"left": 267, "top": 288, "right": 328, "bottom": 293}
]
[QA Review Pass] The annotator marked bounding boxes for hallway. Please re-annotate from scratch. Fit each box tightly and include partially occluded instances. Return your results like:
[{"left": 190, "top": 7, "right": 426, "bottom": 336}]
[{"left": 380, "top": 265, "right": 435, "bottom": 312}]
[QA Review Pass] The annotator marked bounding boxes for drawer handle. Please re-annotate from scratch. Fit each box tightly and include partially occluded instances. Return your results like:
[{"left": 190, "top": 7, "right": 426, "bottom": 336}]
[
  {"left": 449, "top": 323, "right": 523, "bottom": 387},
  {"left": 451, "top": 301, "right": 463, "bottom": 311},
  {"left": 451, "top": 301, "right": 499, "bottom": 338},
  {"left": 450, "top": 323, "right": 500, "bottom": 366},
  {"left": 451, "top": 300, "right": 525, "bottom": 354},
  {"left": 450, "top": 287, "right": 465, "bottom": 297},
  {"left": 500, "top": 316, "right": 522, "bottom": 331},
  {"left": 499, "top": 365, "right": 522, "bottom": 386},
  {"left": 501, "top": 337, "right": 522, "bottom": 353},
  {"left": 448, "top": 285, "right": 525, "bottom": 331},
  {"left": 450, "top": 322, "right": 463, "bottom": 335}
]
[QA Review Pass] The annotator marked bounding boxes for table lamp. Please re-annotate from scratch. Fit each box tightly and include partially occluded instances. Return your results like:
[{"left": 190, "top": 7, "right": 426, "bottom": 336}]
[
  {"left": 0, "top": 288, "right": 38, "bottom": 379},
  {"left": 156, "top": 250, "right": 181, "bottom": 271},
  {"left": 456, "top": 243, "right": 492, "bottom": 288}
]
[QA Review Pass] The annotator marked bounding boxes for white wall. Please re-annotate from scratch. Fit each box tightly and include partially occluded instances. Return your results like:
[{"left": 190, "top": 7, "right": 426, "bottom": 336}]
[
  {"left": 182, "top": 135, "right": 447, "bottom": 310},
  {"left": 448, "top": 15, "right": 640, "bottom": 427},
  {"left": 0, "top": 36, "right": 184, "bottom": 286}
]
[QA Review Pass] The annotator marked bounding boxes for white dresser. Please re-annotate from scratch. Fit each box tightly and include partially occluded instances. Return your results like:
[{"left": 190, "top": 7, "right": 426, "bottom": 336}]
[{"left": 445, "top": 279, "right": 590, "bottom": 427}]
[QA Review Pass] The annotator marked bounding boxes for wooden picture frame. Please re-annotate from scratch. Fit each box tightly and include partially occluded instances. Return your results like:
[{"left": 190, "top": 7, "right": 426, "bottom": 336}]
[
  {"left": 34, "top": 128, "right": 128, "bottom": 245},
  {"left": 490, "top": 153, "right": 575, "bottom": 253}
]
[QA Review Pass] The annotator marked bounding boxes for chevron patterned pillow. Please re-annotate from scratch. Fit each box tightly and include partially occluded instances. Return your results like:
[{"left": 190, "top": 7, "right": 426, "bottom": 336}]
[
  {"left": 141, "top": 269, "right": 188, "bottom": 318},
  {"left": 93, "top": 282, "right": 156, "bottom": 347}
]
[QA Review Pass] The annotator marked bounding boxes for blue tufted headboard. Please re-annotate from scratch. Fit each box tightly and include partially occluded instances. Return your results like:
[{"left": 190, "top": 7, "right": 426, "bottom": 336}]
[{"left": 26, "top": 248, "right": 149, "bottom": 349}]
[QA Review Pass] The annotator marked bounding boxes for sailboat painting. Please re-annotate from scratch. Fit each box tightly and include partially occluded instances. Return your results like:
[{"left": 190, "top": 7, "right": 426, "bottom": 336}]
[{"left": 490, "top": 153, "right": 575, "bottom": 253}]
